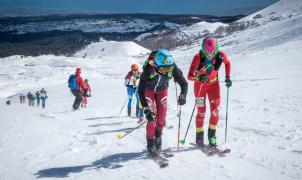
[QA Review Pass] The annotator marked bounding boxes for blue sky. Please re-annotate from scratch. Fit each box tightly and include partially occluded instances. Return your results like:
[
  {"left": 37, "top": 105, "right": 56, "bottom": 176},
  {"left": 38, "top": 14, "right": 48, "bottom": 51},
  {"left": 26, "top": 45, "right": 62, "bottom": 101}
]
[{"left": 0, "top": 0, "right": 278, "bottom": 14}]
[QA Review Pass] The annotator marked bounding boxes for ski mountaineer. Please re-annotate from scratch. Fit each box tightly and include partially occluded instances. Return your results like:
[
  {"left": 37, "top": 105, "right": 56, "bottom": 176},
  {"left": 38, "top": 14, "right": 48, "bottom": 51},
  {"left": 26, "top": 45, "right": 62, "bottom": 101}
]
[
  {"left": 35, "top": 91, "right": 40, "bottom": 106},
  {"left": 81, "top": 79, "right": 91, "bottom": 108},
  {"left": 138, "top": 49, "right": 188, "bottom": 157},
  {"left": 124, "top": 64, "right": 144, "bottom": 121},
  {"left": 68, "top": 68, "right": 89, "bottom": 110},
  {"left": 187, "top": 36, "right": 232, "bottom": 147},
  {"left": 40, "top": 88, "right": 48, "bottom": 108}
]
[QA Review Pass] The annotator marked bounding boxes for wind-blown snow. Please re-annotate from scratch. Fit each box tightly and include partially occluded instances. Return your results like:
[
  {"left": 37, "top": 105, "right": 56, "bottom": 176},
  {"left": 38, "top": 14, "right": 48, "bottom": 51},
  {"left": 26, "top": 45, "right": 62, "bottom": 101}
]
[{"left": 1, "top": 0, "right": 302, "bottom": 179}]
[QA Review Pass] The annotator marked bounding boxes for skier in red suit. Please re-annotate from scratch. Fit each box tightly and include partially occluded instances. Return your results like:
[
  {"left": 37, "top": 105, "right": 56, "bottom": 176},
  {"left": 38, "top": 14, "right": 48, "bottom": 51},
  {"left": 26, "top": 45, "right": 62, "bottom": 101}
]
[{"left": 187, "top": 36, "right": 232, "bottom": 147}]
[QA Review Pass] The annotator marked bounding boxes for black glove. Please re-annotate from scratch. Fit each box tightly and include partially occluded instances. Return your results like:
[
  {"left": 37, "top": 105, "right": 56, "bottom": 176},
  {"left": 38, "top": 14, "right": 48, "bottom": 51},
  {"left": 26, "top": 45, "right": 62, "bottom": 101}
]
[
  {"left": 83, "top": 89, "right": 90, "bottom": 97},
  {"left": 197, "top": 75, "right": 209, "bottom": 83},
  {"left": 225, "top": 77, "right": 232, "bottom": 88},
  {"left": 143, "top": 107, "right": 155, "bottom": 121},
  {"left": 178, "top": 94, "right": 186, "bottom": 105}
]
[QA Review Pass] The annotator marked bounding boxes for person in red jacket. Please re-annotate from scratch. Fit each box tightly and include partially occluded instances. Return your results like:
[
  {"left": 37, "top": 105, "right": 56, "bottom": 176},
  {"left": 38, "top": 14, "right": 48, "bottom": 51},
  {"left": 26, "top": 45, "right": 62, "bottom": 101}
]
[
  {"left": 187, "top": 36, "right": 232, "bottom": 147},
  {"left": 69, "top": 68, "right": 89, "bottom": 110},
  {"left": 81, "top": 79, "right": 91, "bottom": 108}
]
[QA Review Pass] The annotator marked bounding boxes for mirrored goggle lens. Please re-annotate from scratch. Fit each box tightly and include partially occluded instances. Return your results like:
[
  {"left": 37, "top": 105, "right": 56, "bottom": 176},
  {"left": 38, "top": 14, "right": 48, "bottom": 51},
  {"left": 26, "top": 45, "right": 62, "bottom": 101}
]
[{"left": 159, "top": 66, "right": 174, "bottom": 73}]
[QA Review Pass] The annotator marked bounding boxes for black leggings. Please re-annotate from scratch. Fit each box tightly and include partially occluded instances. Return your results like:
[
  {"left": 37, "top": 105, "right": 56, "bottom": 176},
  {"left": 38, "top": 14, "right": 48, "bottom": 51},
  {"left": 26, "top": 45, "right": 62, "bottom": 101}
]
[{"left": 71, "top": 89, "right": 83, "bottom": 110}]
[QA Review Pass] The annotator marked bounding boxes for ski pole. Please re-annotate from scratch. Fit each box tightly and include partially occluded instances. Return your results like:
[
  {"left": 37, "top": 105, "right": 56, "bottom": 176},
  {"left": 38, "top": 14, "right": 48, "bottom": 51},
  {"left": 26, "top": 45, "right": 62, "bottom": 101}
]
[
  {"left": 117, "top": 97, "right": 128, "bottom": 117},
  {"left": 175, "top": 82, "right": 181, "bottom": 151},
  {"left": 179, "top": 83, "right": 203, "bottom": 145},
  {"left": 117, "top": 121, "right": 147, "bottom": 139},
  {"left": 225, "top": 87, "right": 230, "bottom": 143}
]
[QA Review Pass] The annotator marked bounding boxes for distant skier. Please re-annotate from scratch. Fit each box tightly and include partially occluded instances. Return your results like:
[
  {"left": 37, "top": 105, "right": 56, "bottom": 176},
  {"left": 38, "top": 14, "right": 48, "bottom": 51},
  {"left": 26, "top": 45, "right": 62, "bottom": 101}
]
[
  {"left": 6, "top": 99, "right": 11, "bottom": 105},
  {"left": 22, "top": 95, "right": 26, "bottom": 103},
  {"left": 27, "top": 92, "right": 34, "bottom": 106},
  {"left": 68, "top": 68, "right": 89, "bottom": 110},
  {"left": 19, "top": 94, "right": 23, "bottom": 104},
  {"left": 40, "top": 88, "right": 48, "bottom": 108},
  {"left": 138, "top": 49, "right": 188, "bottom": 157},
  {"left": 125, "top": 64, "right": 144, "bottom": 121},
  {"left": 81, "top": 79, "right": 91, "bottom": 108},
  {"left": 35, "top": 91, "right": 40, "bottom": 106},
  {"left": 187, "top": 36, "right": 232, "bottom": 147}
]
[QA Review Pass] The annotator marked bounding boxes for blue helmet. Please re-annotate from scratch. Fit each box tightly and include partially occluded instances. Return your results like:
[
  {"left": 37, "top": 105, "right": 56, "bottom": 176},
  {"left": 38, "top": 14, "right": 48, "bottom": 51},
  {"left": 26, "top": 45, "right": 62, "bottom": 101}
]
[{"left": 154, "top": 49, "right": 174, "bottom": 68}]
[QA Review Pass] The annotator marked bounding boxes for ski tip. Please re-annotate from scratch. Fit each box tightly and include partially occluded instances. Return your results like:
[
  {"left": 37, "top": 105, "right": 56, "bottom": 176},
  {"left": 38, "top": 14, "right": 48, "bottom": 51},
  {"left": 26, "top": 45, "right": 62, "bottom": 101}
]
[
  {"left": 117, "top": 134, "right": 123, "bottom": 139},
  {"left": 179, "top": 139, "right": 185, "bottom": 144}
]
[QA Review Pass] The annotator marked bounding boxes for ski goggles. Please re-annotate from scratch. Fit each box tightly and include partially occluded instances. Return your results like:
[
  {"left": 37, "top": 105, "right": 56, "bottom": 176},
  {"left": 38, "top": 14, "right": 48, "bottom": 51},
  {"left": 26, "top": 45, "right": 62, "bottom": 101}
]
[{"left": 158, "top": 65, "right": 174, "bottom": 73}]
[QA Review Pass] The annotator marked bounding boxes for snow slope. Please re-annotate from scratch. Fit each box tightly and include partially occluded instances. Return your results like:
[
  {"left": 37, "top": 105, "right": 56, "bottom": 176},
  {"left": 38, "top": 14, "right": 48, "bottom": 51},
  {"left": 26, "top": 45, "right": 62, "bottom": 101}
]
[{"left": 1, "top": 0, "right": 302, "bottom": 180}]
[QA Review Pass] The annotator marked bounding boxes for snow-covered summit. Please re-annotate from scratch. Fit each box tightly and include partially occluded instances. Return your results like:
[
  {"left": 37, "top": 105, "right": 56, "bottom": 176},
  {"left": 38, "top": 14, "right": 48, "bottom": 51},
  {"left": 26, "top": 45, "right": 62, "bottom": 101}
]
[
  {"left": 240, "top": 0, "right": 302, "bottom": 25},
  {"left": 74, "top": 40, "right": 149, "bottom": 58},
  {"left": 217, "top": 0, "right": 302, "bottom": 56}
]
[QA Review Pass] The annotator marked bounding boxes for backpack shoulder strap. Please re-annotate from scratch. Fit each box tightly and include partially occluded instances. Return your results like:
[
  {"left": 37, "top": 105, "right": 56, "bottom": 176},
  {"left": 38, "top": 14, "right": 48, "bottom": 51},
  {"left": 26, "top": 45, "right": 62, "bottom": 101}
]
[{"left": 197, "top": 50, "right": 205, "bottom": 70}]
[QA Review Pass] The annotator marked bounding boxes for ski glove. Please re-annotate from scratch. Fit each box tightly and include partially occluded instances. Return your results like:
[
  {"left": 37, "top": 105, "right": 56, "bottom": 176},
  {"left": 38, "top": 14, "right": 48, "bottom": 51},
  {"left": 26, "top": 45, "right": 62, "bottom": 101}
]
[
  {"left": 83, "top": 89, "right": 90, "bottom": 97},
  {"left": 197, "top": 75, "right": 209, "bottom": 83},
  {"left": 143, "top": 107, "right": 155, "bottom": 121},
  {"left": 178, "top": 94, "right": 186, "bottom": 106},
  {"left": 225, "top": 78, "right": 232, "bottom": 88}
]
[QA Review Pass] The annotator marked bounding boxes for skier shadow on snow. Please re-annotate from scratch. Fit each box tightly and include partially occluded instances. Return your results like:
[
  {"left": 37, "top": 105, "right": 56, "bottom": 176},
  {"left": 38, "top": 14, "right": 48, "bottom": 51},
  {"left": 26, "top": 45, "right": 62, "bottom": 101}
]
[
  {"left": 85, "top": 116, "right": 127, "bottom": 120},
  {"left": 87, "top": 127, "right": 134, "bottom": 135},
  {"left": 35, "top": 151, "right": 147, "bottom": 178},
  {"left": 88, "top": 120, "right": 133, "bottom": 127},
  {"left": 88, "top": 122, "right": 124, "bottom": 127}
]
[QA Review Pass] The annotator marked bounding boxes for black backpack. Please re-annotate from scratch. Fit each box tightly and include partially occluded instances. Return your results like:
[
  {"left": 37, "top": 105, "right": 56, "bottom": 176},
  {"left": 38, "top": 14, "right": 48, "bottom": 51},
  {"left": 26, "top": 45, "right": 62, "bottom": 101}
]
[{"left": 197, "top": 51, "right": 223, "bottom": 72}]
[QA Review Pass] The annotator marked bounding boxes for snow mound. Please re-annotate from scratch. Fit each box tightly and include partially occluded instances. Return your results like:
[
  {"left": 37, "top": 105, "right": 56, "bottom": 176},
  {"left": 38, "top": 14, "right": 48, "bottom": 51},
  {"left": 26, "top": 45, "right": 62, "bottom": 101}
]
[
  {"left": 74, "top": 40, "right": 150, "bottom": 58},
  {"left": 181, "top": 21, "right": 226, "bottom": 35}
]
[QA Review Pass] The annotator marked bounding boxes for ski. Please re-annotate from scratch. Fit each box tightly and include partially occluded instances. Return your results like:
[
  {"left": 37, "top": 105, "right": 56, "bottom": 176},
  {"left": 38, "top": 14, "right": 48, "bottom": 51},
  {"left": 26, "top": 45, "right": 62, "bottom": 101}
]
[
  {"left": 160, "top": 152, "right": 174, "bottom": 158},
  {"left": 150, "top": 154, "right": 169, "bottom": 168},
  {"left": 201, "top": 145, "right": 231, "bottom": 157},
  {"left": 190, "top": 143, "right": 231, "bottom": 157}
]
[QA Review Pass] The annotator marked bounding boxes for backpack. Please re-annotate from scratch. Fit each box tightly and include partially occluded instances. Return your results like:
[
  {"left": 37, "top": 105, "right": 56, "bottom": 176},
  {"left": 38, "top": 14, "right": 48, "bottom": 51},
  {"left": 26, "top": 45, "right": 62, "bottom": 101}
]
[
  {"left": 198, "top": 50, "right": 223, "bottom": 72},
  {"left": 68, "top": 74, "right": 77, "bottom": 89}
]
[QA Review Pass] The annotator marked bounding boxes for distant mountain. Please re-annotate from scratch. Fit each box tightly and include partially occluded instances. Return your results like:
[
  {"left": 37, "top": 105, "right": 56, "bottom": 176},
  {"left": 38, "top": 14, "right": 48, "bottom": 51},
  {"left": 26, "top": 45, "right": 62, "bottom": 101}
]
[
  {"left": 0, "top": 7, "right": 101, "bottom": 17},
  {"left": 0, "top": 13, "right": 243, "bottom": 57}
]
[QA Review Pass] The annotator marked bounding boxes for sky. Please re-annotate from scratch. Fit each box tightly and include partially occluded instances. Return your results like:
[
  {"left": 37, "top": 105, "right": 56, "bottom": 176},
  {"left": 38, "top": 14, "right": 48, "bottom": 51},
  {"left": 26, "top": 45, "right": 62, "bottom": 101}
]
[{"left": 0, "top": 0, "right": 279, "bottom": 14}]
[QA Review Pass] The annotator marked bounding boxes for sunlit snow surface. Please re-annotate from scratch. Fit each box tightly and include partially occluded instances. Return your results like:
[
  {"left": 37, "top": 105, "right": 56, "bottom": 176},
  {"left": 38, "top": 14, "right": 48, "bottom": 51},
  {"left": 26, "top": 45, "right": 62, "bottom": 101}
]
[{"left": 0, "top": 0, "right": 302, "bottom": 179}]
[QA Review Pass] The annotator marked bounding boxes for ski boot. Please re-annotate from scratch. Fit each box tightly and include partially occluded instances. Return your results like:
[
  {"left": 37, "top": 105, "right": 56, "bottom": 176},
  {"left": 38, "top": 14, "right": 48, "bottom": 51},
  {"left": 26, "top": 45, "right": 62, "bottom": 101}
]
[
  {"left": 127, "top": 108, "right": 131, "bottom": 117},
  {"left": 147, "top": 139, "right": 159, "bottom": 158},
  {"left": 155, "top": 130, "right": 162, "bottom": 151},
  {"left": 196, "top": 131, "right": 204, "bottom": 147},
  {"left": 208, "top": 128, "right": 217, "bottom": 147}
]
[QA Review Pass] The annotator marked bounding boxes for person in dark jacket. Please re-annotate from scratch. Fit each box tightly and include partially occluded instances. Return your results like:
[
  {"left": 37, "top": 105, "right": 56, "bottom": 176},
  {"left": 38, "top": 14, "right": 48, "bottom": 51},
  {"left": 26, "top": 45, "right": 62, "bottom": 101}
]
[
  {"left": 35, "top": 91, "right": 40, "bottom": 106},
  {"left": 138, "top": 49, "right": 188, "bottom": 157}
]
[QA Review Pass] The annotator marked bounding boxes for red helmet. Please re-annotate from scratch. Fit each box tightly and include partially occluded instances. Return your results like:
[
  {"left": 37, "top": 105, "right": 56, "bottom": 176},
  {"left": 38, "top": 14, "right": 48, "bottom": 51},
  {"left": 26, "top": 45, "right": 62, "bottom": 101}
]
[
  {"left": 76, "top": 67, "right": 81, "bottom": 74},
  {"left": 131, "top": 64, "right": 138, "bottom": 71}
]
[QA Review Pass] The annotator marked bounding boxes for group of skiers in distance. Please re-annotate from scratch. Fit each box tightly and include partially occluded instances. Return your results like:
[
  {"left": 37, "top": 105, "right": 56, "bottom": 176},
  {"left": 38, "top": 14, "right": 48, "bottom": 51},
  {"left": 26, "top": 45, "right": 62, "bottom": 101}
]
[
  {"left": 19, "top": 88, "right": 48, "bottom": 108},
  {"left": 69, "top": 36, "right": 232, "bottom": 157}
]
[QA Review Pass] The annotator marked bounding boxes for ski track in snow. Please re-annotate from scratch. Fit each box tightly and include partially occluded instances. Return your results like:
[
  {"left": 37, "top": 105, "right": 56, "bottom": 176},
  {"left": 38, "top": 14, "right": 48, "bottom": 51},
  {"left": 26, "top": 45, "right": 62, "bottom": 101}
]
[{"left": 1, "top": 1, "right": 302, "bottom": 179}]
